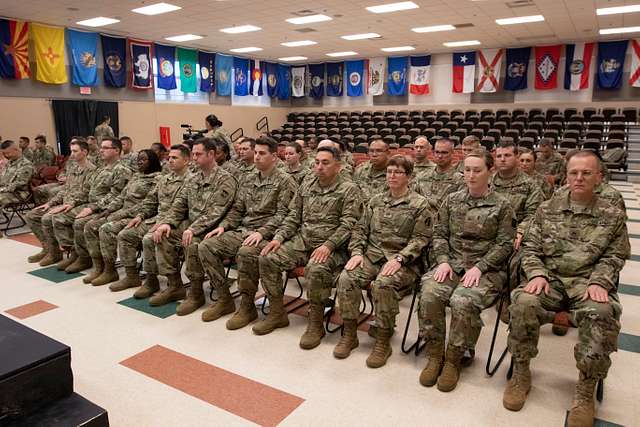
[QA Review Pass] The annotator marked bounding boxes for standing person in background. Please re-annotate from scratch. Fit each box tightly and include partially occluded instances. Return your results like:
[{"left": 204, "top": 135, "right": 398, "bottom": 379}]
[
  {"left": 205, "top": 114, "right": 233, "bottom": 155},
  {"left": 94, "top": 116, "right": 115, "bottom": 144}
]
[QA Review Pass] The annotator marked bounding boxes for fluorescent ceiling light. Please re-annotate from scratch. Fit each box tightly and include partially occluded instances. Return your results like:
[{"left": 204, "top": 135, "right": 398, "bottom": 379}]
[
  {"left": 281, "top": 40, "right": 317, "bottom": 47},
  {"left": 412, "top": 24, "right": 455, "bottom": 33},
  {"left": 496, "top": 15, "right": 544, "bottom": 25},
  {"left": 286, "top": 14, "right": 332, "bottom": 25},
  {"left": 220, "top": 25, "right": 262, "bottom": 34},
  {"left": 341, "top": 33, "right": 381, "bottom": 40},
  {"left": 599, "top": 26, "right": 640, "bottom": 35},
  {"left": 229, "top": 47, "right": 263, "bottom": 53},
  {"left": 366, "top": 1, "right": 419, "bottom": 13},
  {"left": 131, "top": 2, "right": 181, "bottom": 15},
  {"left": 165, "top": 34, "right": 203, "bottom": 42},
  {"left": 326, "top": 51, "right": 358, "bottom": 57},
  {"left": 381, "top": 46, "right": 415, "bottom": 52},
  {"left": 279, "top": 56, "right": 308, "bottom": 61},
  {"left": 443, "top": 40, "right": 481, "bottom": 47},
  {"left": 76, "top": 17, "right": 120, "bottom": 27},
  {"left": 597, "top": 5, "right": 640, "bottom": 16}
]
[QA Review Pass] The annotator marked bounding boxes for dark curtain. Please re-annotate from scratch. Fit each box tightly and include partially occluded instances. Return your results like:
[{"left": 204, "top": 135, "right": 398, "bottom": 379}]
[{"left": 51, "top": 100, "right": 119, "bottom": 155}]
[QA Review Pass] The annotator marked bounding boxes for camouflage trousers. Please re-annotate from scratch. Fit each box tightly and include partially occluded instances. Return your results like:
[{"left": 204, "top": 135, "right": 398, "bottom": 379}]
[
  {"left": 418, "top": 268, "right": 505, "bottom": 351},
  {"left": 26, "top": 205, "right": 85, "bottom": 248},
  {"left": 0, "top": 192, "right": 20, "bottom": 209},
  {"left": 33, "top": 183, "right": 62, "bottom": 205},
  {"left": 197, "top": 229, "right": 267, "bottom": 298},
  {"left": 116, "top": 222, "right": 152, "bottom": 271},
  {"left": 73, "top": 211, "right": 109, "bottom": 258},
  {"left": 508, "top": 280, "right": 622, "bottom": 380},
  {"left": 95, "top": 215, "right": 133, "bottom": 264},
  {"left": 337, "top": 255, "right": 417, "bottom": 329},
  {"left": 258, "top": 239, "right": 348, "bottom": 306},
  {"left": 143, "top": 223, "right": 202, "bottom": 280}
]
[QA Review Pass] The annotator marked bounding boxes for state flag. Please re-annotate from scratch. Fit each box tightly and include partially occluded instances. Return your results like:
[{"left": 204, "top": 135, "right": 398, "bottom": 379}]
[
  {"left": 178, "top": 47, "right": 197, "bottom": 93},
  {"left": 216, "top": 54, "right": 233, "bottom": 96},
  {"left": 292, "top": 66, "right": 305, "bottom": 97},
  {"left": 368, "top": 57, "right": 385, "bottom": 96},
  {"left": 155, "top": 43, "right": 177, "bottom": 90},
  {"left": 534, "top": 45, "right": 561, "bottom": 90},
  {"left": 409, "top": 55, "right": 430, "bottom": 95},
  {"left": 265, "top": 62, "right": 278, "bottom": 98},
  {"left": 277, "top": 64, "right": 290, "bottom": 100},
  {"left": 452, "top": 51, "right": 475, "bottom": 93},
  {"left": 564, "top": 42, "right": 594, "bottom": 91},
  {"left": 129, "top": 39, "right": 153, "bottom": 89},
  {"left": 233, "top": 56, "right": 249, "bottom": 96},
  {"left": 346, "top": 60, "right": 365, "bottom": 97},
  {"left": 198, "top": 51, "right": 215, "bottom": 93},
  {"left": 326, "top": 62, "right": 343, "bottom": 97},
  {"left": 250, "top": 59, "right": 263, "bottom": 96},
  {"left": 0, "top": 19, "right": 30, "bottom": 79},
  {"left": 597, "top": 40, "right": 628, "bottom": 89},
  {"left": 504, "top": 47, "right": 530, "bottom": 91},
  {"left": 387, "top": 56, "right": 408, "bottom": 96},
  {"left": 630, "top": 39, "right": 640, "bottom": 88},
  {"left": 66, "top": 29, "right": 98, "bottom": 87},
  {"left": 476, "top": 49, "right": 503, "bottom": 93},
  {"left": 308, "top": 63, "right": 325, "bottom": 98},
  {"left": 32, "top": 23, "right": 67, "bottom": 84},
  {"left": 101, "top": 35, "right": 126, "bottom": 88}
]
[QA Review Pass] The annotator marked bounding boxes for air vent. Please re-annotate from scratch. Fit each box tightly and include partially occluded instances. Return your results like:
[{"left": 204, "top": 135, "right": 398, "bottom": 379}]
[
  {"left": 454, "top": 23, "right": 475, "bottom": 28},
  {"left": 291, "top": 10, "right": 316, "bottom": 16},
  {"left": 294, "top": 28, "right": 318, "bottom": 33},
  {"left": 506, "top": 0, "right": 534, "bottom": 8}
]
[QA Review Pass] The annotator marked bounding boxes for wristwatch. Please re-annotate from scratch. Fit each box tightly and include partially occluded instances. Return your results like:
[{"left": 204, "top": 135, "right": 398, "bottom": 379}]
[{"left": 395, "top": 255, "right": 404, "bottom": 265}]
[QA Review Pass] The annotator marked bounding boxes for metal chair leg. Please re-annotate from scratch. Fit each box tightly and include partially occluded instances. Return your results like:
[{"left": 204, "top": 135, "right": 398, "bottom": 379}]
[
  {"left": 596, "top": 378, "right": 604, "bottom": 402},
  {"left": 401, "top": 284, "right": 425, "bottom": 355},
  {"left": 485, "top": 291, "right": 509, "bottom": 377}
]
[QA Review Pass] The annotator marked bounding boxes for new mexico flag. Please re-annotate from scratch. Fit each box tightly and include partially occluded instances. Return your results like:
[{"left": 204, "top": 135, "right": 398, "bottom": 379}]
[{"left": 31, "top": 23, "right": 67, "bottom": 84}]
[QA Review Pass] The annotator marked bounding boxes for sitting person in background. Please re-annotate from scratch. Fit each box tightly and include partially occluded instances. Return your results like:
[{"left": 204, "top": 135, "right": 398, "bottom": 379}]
[
  {"left": 412, "top": 137, "right": 435, "bottom": 177},
  {"left": 414, "top": 138, "right": 464, "bottom": 207},
  {"left": 32, "top": 134, "right": 56, "bottom": 170},
  {"left": 518, "top": 148, "right": 553, "bottom": 200},
  {"left": 235, "top": 137, "right": 256, "bottom": 175},
  {"left": 284, "top": 142, "right": 310, "bottom": 185},
  {"left": 120, "top": 136, "right": 138, "bottom": 170},
  {"left": 18, "top": 136, "right": 33, "bottom": 162},
  {"left": 353, "top": 139, "right": 390, "bottom": 200},
  {"left": 86, "top": 136, "right": 101, "bottom": 167},
  {"left": 536, "top": 138, "right": 565, "bottom": 187},
  {"left": 0, "top": 140, "right": 35, "bottom": 232},
  {"left": 455, "top": 136, "right": 480, "bottom": 174}
]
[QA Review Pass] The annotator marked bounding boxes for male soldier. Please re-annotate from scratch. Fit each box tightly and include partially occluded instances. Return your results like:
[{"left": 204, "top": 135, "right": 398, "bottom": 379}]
[
  {"left": 32, "top": 137, "right": 80, "bottom": 205},
  {"left": 353, "top": 139, "right": 389, "bottom": 200},
  {"left": 235, "top": 137, "right": 256, "bottom": 175},
  {"left": 0, "top": 140, "right": 35, "bottom": 216},
  {"left": 86, "top": 136, "right": 101, "bottom": 166},
  {"left": 18, "top": 137, "right": 33, "bottom": 162},
  {"left": 198, "top": 136, "right": 297, "bottom": 326},
  {"left": 114, "top": 145, "right": 191, "bottom": 299},
  {"left": 149, "top": 138, "right": 237, "bottom": 315},
  {"left": 334, "top": 155, "right": 436, "bottom": 367},
  {"left": 455, "top": 135, "right": 481, "bottom": 174},
  {"left": 536, "top": 138, "right": 566, "bottom": 186},
  {"left": 120, "top": 136, "right": 138, "bottom": 170},
  {"left": 503, "top": 151, "right": 629, "bottom": 427},
  {"left": 412, "top": 137, "right": 435, "bottom": 177},
  {"left": 317, "top": 139, "right": 353, "bottom": 180},
  {"left": 25, "top": 140, "right": 95, "bottom": 265},
  {"left": 518, "top": 148, "right": 553, "bottom": 200},
  {"left": 256, "top": 146, "right": 361, "bottom": 350},
  {"left": 95, "top": 116, "right": 115, "bottom": 143},
  {"left": 414, "top": 138, "right": 464, "bottom": 206},
  {"left": 32, "top": 135, "right": 56, "bottom": 170}
]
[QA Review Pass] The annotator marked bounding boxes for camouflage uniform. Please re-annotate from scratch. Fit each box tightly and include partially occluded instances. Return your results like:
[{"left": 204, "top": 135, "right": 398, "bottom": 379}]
[
  {"left": 94, "top": 123, "right": 115, "bottom": 143},
  {"left": 353, "top": 161, "right": 388, "bottom": 201},
  {"left": 236, "top": 162, "right": 256, "bottom": 176},
  {"left": 413, "top": 167, "right": 464, "bottom": 207},
  {"left": 418, "top": 189, "right": 515, "bottom": 352},
  {"left": 491, "top": 170, "right": 544, "bottom": 237},
  {"left": 31, "top": 147, "right": 55, "bottom": 170},
  {"left": 121, "top": 151, "right": 138, "bottom": 170},
  {"left": 455, "top": 160, "right": 466, "bottom": 175},
  {"left": 530, "top": 172, "right": 553, "bottom": 200},
  {"left": 220, "top": 160, "right": 241, "bottom": 178},
  {"left": 0, "top": 156, "right": 35, "bottom": 208},
  {"left": 87, "top": 148, "right": 102, "bottom": 168},
  {"left": 536, "top": 151, "right": 566, "bottom": 185},
  {"left": 22, "top": 147, "right": 34, "bottom": 162},
  {"left": 556, "top": 182, "right": 625, "bottom": 214},
  {"left": 508, "top": 192, "right": 630, "bottom": 379},
  {"left": 337, "top": 190, "right": 436, "bottom": 329},
  {"left": 286, "top": 165, "right": 310, "bottom": 186},
  {"left": 414, "top": 159, "right": 436, "bottom": 177}
]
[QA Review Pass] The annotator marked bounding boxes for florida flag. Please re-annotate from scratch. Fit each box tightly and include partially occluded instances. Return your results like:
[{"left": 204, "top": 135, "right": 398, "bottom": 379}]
[
  {"left": 409, "top": 55, "right": 431, "bottom": 94},
  {"left": 629, "top": 39, "right": 640, "bottom": 88},
  {"left": 564, "top": 42, "right": 594, "bottom": 91},
  {"left": 452, "top": 52, "right": 475, "bottom": 93}
]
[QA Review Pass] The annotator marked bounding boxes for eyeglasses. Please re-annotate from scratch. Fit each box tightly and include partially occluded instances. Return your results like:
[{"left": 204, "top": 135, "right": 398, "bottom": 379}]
[
  {"left": 100, "top": 146, "right": 116, "bottom": 150},
  {"left": 386, "top": 169, "right": 406, "bottom": 176}
]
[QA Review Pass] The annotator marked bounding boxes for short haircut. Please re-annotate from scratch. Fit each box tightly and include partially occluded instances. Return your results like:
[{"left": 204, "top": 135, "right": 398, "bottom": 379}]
[
  {"left": 239, "top": 137, "right": 256, "bottom": 149},
  {"left": 434, "top": 138, "right": 455, "bottom": 150},
  {"left": 387, "top": 155, "right": 414, "bottom": 176},
  {"left": 86, "top": 135, "right": 96, "bottom": 141},
  {"left": 0, "top": 140, "right": 15, "bottom": 150},
  {"left": 193, "top": 137, "right": 217, "bottom": 152},
  {"left": 151, "top": 142, "right": 167, "bottom": 153},
  {"left": 316, "top": 146, "right": 341, "bottom": 161},
  {"left": 35, "top": 134, "right": 46, "bottom": 143},
  {"left": 255, "top": 135, "right": 278, "bottom": 153},
  {"left": 19, "top": 136, "right": 29, "bottom": 143},
  {"left": 70, "top": 140, "right": 89, "bottom": 152},
  {"left": 120, "top": 136, "right": 132, "bottom": 143},
  {"left": 414, "top": 136, "right": 429, "bottom": 145},
  {"left": 102, "top": 115, "right": 110, "bottom": 122},
  {"left": 462, "top": 135, "right": 480, "bottom": 146},
  {"left": 139, "top": 149, "right": 162, "bottom": 173},
  {"left": 539, "top": 138, "right": 554, "bottom": 147},
  {"left": 170, "top": 144, "right": 191, "bottom": 158},
  {"left": 497, "top": 140, "right": 518, "bottom": 154},
  {"left": 212, "top": 139, "right": 231, "bottom": 160},
  {"left": 566, "top": 149, "right": 603, "bottom": 166},
  {"left": 74, "top": 136, "right": 87, "bottom": 144},
  {"left": 369, "top": 138, "right": 389, "bottom": 148},
  {"left": 102, "top": 137, "right": 122, "bottom": 153},
  {"left": 286, "top": 142, "right": 303, "bottom": 154},
  {"left": 465, "top": 148, "right": 494, "bottom": 170},
  {"left": 518, "top": 147, "right": 537, "bottom": 161}
]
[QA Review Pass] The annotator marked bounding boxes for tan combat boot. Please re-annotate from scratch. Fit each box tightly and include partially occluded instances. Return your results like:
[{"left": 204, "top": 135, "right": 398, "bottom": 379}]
[
  {"left": 149, "top": 273, "right": 186, "bottom": 306},
  {"left": 109, "top": 267, "right": 141, "bottom": 292},
  {"left": 437, "top": 345, "right": 465, "bottom": 392},
  {"left": 226, "top": 294, "right": 258, "bottom": 330},
  {"left": 252, "top": 297, "right": 289, "bottom": 335},
  {"left": 333, "top": 319, "right": 359, "bottom": 359},
  {"left": 503, "top": 360, "right": 532, "bottom": 411},
  {"left": 65, "top": 255, "right": 92, "bottom": 273},
  {"left": 56, "top": 250, "right": 77, "bottom": 271},
  {"left": 419, "top": 343, "right": 445, "bottom": 387},
  {"left": 299, "top": 304, "right": 326, "bottom": 350},
  {"left": 91, "top": 260, "right": 119, "bottom": 286},
  {"left": 27, "top": 247, "right": 48, "bottom": 263},
  {"left": 83, "top": 257, "right": 104, "bottom": 284},
  {"left": 176, "top": 280, "right": 205, "bottom": 316},
  {"left": 134, "top": 273, "right": 160, "bottom": 299},
  {"left": 567, "top": 372, "right": 597, "bottom": 427},
  {"left": 202, "top": 287, "right": 236, "bottom": 322},
  {"left": 366, "top": 327, "right": 393, "bottom": 368},
  {"left": 39, "top": 242, "right": 62, "bottom": 267}
]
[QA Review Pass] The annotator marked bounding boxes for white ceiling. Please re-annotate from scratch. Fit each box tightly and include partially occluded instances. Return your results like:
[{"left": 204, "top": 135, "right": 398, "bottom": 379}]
[{"left": 2, "top": 0, "right": 640, "bottom": 61}]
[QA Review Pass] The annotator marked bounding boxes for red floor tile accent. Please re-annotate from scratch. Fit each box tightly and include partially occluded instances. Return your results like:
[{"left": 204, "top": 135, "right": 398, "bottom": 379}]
[
  {"left": 5, "top": 300, "right": 58, "bottom": 319},
  {"left": 8, "top": 232, "right": 42, "bottom": 248},
  {"left": 120, "top": 345, "right": 304, "bottom": 427}
]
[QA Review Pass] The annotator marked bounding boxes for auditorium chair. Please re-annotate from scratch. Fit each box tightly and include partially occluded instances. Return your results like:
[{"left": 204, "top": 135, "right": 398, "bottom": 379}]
[
  {"left": 610, "top": 114, "right": 626, "bottom": 124},
  {"left": 470, "top": 129, "right": 485, "bottom": 139},
  {"left": 372, "top": 116, "right": 384, "bottom": 124},
  {"left": 543, "top": 130, "right": 559, "bottom": 143},
  {"left": 563, "top": 130, "right": 581, "bottom": 142},
  {"left": 511, "top": 121, "right": 525, "bottom": 134},
  {"left": 531, "top": 114, "right": 546, "bottom": 125},
  {"left": 601, "top": 108, "right": 618, "bottom": 122},
  {"left": 483, "top": 115, "right": 496, "bottom": 127},
  {"left": 376, "top": 121, "right": 388, "bottom": 130},
  {"left": 582, "top": 108, "right": 596, "bottom": 122},
  {"left": 590, "top": 114, "right": 605, "bottom": 125},
  {"left": 329, "top": 134, "right": 341, "bottom": 142},
  {"left": 341, "top": 128, "right": 353, "bottom": 137},
  {"left": 496, "top": 115, "right": 511, "bottom": 128},
  {"left": 398, "top": 135, "right": 412, "bottom": 146},
  {"left": 408, "top": 128, "right": 421, "bottom": 139},
  {"left": 354, "top": 135, "right": 367, "bottom": 145},
  {"left": 438, "top": 128, "right": 452, "bottom": 138},
  {"left": 504, "top": 130, "right": 520, "bottom": 143},
  {"left": 338, "top": 120, "right": 350, "bottom": 130},
  {"left": 397, "top": 114, "right": 410, "bottom": 122},
  {"left": 513, "top": 113, "right": 528, "bottom": 125},
  {"left": 385, "top": 111, "right": 397, "bottom": 118},
  {"left": 512, "top": 108, "right": 526, "bottom": 118},
  {"left": 608, "top": 130, "right": 626, "bottom": 142},
  {"left": 362, "top": 121, "right": 375, "bottom": 130},
  {"left": 569, "top": 114, "right": 585, "bottom": 124},
  {"left": 388, "top": 120, "right": 401, "bottom": 131},
  {"left": 380, "top": 128, "right": 392, "bottom": 137},
  {"left": 466, "top": 114, "right": 480, "bottom": 126},
  {"left": 424, "top": 114, "right": 437, "bottom": 123},
  {"left": 496, "top": 109, "right": 510, "bottom": 118},
  {"left": 400, "top": 120, "right": 415, "bottom": 131},
  {"left": 450, "top": 109, "right": 463, "bottom": 117},
  {"left": 522, "top": 129, "right": 539, "bottom": 143},
  {"left": 465, "top": 109, "right": 478, "bottom": 120},
  {"left": 565, "top": 122, "right": 584, "bottom": 137},
  {"left": 460, "top": 121, "right": 474, "bottom": 133},
  {"left": 451, "top": 115, "right": 465, "bottom": 126},
  {"left": 369, "top": 134, "right": 382, "bottom": 142},
  {"left": 436, "top": 110, "right": 449, "bottom": 118},
  {"left": 518, "top": 137, "right": 535, "bottom": 150},
  {"left": 477, "top": 121, "right": 491, "bottom": 133},
  {"left": 546, "top": 108, "right": 560, "bottom": 122},
  {"left": 353, "top": 127, "right": 365, "bottom": 137},
  {"left": 500, "top": 137, "right": 514, "bottom": 145},
  {"left": 559, "top": 139, "right": 579, "bottom": 151},
  {"left": 493, "top": 121, "right": 507, "bottom": 135},
  {"left": 480, "top": 109, "right": 493, "bottom": 119},
  {"left": 622, "top": 107, "right": 638, "bottom": 124},
  {"left": 585, "top": 129, "right": 603, "bottom": 141},
  {"left": 481, "top": 136, "right": 495, "bottom": 151},
  {"left": 317, "top": 134, "right": 328, "bottom": 141},
  {"left": 431, "top": 121, "right": 444, "bottom": 132},
  {"left": 528, "top": 122, "right": 544, "bottom": 135},
  {"left": 453, "top": 129, "right": 468, "bottom": 141},
  {"left": 444, "top": 121, "right": 459, "bottom": 132},
  {"left": 449, "top": 135, "right": 460, "bottom": 146},
  {"left": 487, "top": 129, "right": 502, "bottom": 143},
  {"left": 423, "top": 129, "right": 436, "bottom": 140},
  {"left": 582, "top": 139, "right": 602, "bottom": 151},
  {"left": 608, "top": 122, "right": 626, "bottom": 133},
  {"left": 394, "top": 128, "right": 407, "bottom": 139},
  {"left": 528, "top": 108, "right": 543, "bottom": 120}
]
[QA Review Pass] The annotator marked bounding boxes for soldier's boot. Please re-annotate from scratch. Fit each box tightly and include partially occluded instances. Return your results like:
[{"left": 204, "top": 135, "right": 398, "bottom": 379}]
[
  {"left": 109, "top": 267, "right": 142, "bottom": 292},
  {"left": 202, "top": 288, "right": 236, "bottom": 322},
  {"left": 367, "top": 323, "right": 395, "bottom": 339},
  {"left": 552, "top": 325, "right": 569, "bottom": 336},
  {"left": 176, "top": 280, "right": 205, "bottom": 316},
  {"left": 437, "top": 345, "right": 465, "bottom": 392},
  {"left": 39, "top": 242, "right": 62, "bottom": 267},
  {"left": 226, "top": 295, "right": 258, "bottom": 330},
  {"left": 502, "top": 361, "right": 532, "bottom": 411},
  {"left": 299, "top": 304, "right": 326, "bottom": 350},
  {"left": 252, "top": 297, "right": 289, "bottom": 336},
  {"left": 134, "top": 274, "right": 160, "bottom": 299},
  {"left": 419, "top": 343, "right": 445, "bottom": 387},
  {"left": 91, "top": 260, "right": 119, "bottom": 286},
  {"left": 567, "top": 372, "right": 597, "bottom": 427},
  {"left": 56, "top": 250, "right": 77, "bottom": 271},
  {"left": 366, "top": 328, "right": 393, "bottom": 368},
  {"left": 552, "top": 312, "right": 570, "bottom": 336},
  {"left": 333, "top": 320, "right": 359, "bottom": 359},
  {"left": 27, "top": 247, "right": 48, "bottom": 263},
  {"left": 149, "top": 273, "right": 186, "bottom": 307},
  {"left": 65, "top": 255, "right": 92, "bottom": 274},
  {"left": 83, "top": 257, "right": 104, "bottom": 284}
]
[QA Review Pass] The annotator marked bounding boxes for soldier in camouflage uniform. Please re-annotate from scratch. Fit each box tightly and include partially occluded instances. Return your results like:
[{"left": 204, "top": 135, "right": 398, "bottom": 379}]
[
  {"left": 0, "top": 140, "right": 35, "bottom": 211},
  {"left": 149, "top": 138, "right": 237, "bottom": 316},
  {"left": 455, "top": 135, "right": 480, "bottom": 174},
  {"left": 213, "top": 138, "right": 241, "bottom": 177},
  {"left": 503, "top": 151, "right": 629, "bottom": 427},
  {"left": 256, "top": 146, "right": 362, "bottom": 350},
  {"left": 235, "top": 138, "right": 256, "bottom": 175},
  {"left": 94, "top": 116, "right": 115, "bottom": 143},
  {"left": 295, "top": 139, "right": 314, "bottom": 170},
  {"left": 334, "top": 155, "right": 437, "bottom": 367},
  {"left": 518, "top": 148, "right": 553, "bottom": 200},
  {"left": 536, "top": 138, "right": 566, "bottom": 186},
  {"left": 317, "top": 140, "right": 353, "bottom": 181},
  {"left": 198, "top": 137, "right": 297, "bottom": 327},
  {"left": 414, "top": 138, "right": 464, "bottom": 207},
  {"left": 86, "top": 136, "right": 102, "bottom": 167},
  {"left": 412, "top": 137, "right": 436, "bottom": 177},
  {"left": 418, "top": 150, "right": 515, "bottom": 392},
  {"left": 31, "top": 135, "right": 56, "bottom": 170},
  {"left": 353, "top": 139, "right": 389, "bottom": 200},
  {"left": 206, "top": 114, "right": 235, "bottom": 156},
  {"left": 284, "top": 142, "right": 310, "bottom": 185},
  {"left": 18, "top": 137, "right": 33, "bottom": 162},
  {"left": 120, "top": 136, "right": 138, "bottom": 170}
]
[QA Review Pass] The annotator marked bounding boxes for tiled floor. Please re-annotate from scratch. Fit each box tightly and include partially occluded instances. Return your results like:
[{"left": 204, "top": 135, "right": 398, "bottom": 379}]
[{"left": 2, "top": 181, "right": 640, "bottom": 426}]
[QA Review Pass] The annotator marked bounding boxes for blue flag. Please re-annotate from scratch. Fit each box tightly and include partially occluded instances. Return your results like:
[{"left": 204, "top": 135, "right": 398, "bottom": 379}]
[
  {"left": 597, "top": 40, "right": 628, "bottom": 89},
  {"left": 277, "top": 64, "right": 290, "bottom": 100},
  {"left": 101, "top": 35, "right": 126, "bottom": 88},
  {"left": 198, "top": 51, "right": 215, "bottom": 93},
  {"left": 308, "top": 63, "right": 325, "bottom": 99},
  {"left": 130, "top": 40, "right": 153, "bottom": 89},
  {"left": 387, "top": 56, "right": 408, "bottom": 95},
  {"left": 346, "top": 60, "right": 365, "bottom": 97},
  {"left": 216, "top": 53, "right": 232, "bottom": 96},
  {"left": 66, "top": 29, "right": 98, "bottom": 86},
  {"left": 265, "top": 62, "right": 278, "bottom": 98},
  {"left": 326, "top": 62, "right": 343, "bottom": 97},
  {"left": 234, "top": 56, "right": 249, "bottom": 96},
  {"left": 504, "top": 47, "right": 530, "bottom": 91},
  {"left": 154, "top": 43, "right": 176, "bottom": 90}
]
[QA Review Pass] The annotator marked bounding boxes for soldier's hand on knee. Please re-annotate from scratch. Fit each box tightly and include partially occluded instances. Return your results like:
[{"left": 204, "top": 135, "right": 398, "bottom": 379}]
[
  {"left": 35, "top": 203, "right": 50, "bottom": 211},
  {"left": 583, "top": 284, "right": 609, "bottom": 303},
  {"left": 434, "top": 263, "right": 453, "bottom": 283},
  {"left": 524, "top": 276, "right": 549, "bottom": 295},
  {"left": 461, "top": 266, "right": 482, "bottom": 288},
  {"left": 60, "top": 204, "right": 73, "bottom": 213},
  {"left": 243, "top": 232, "right": 263, "bottom": 247},
  {"left": 381, "top": 259, "right": 401, "bottom": 277},
  {"left": 261, "top": 240, "right": 281, "bottom": 256},
  {"left": 345, "top": 255, "right": 364, "bottom": 271},
  {"left": 310, "top": 245, "right": 332, "bottom": 264},
  {"left": 153, "top": 224, "right": 171, "bottom": 243},
  {"left": 126, "top": 217, "right": 142, "bottom": 229},
  {"left": 181, "top": 229, "right": 194, "bottom": 247},
  {"left": 205, "top": 227, "right": 224, "bottom": 240},
  {"left": 75, "top": 207, "right": 93, "bottom": 219}
]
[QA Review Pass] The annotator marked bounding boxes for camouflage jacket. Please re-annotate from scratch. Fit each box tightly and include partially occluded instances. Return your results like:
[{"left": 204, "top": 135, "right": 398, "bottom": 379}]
[
  {"left": 22, "top": 147, "right": 34, "bottom": 162},
  {"left": 434, "top": 188, "right": 516, "bottom": 273},
  {"left": 0, "top": 156, "right": 35, "bottom": 199},
  {"left": 85, "top": 160, "right": 132, "bottom": 212},
  {"left": 103, "top": 172, "right": 160, "bottom": 219},
  {"left": 121, "top": 151, "right": 138, "bottom": 170},
  {"left": 94, "top": 123, "right": 115, "bottom": 143},
  {"left": 31, "top": 147, "right": 55, "bottom": 169},
  {"left": 353, "top": 161, "right": 388, "bottom": 200},
  {"left": 220, "top": 160, "right": 241, "bottom": 178},
  {"left": 530, "top": 172, "right": 554, "bottom": 200},
  {"left": 414, "top": 166, "right": 464, "bottom": 207},
  {"left": 50, "top": 161, "right": 96, "bottom": 207},
  {"left": 138, "top": 171, "right": 190, "bottom": 224},
  {"left": 414, "top": 159, "right": 436, "bottom": 177},
  {"left": 521, "top": 192, "right": 630, "bottom": 294},
  {"left": 87, "top": 148, "right": 101, "bottom": 168},
  {"left": 490, "top": 169, "right": 544, "bottom": 236},
  {"left": 211, "top": 127, "right": 234, "bottom": 155},
  {"left": 556, "top": 182, "right": 626, "bottom": 218},
  {"left": 535, "top": 151, "right": 566, "bottom": 184},
  {"left": 286, "top": 165, "right": 311, "bottom": 186}
]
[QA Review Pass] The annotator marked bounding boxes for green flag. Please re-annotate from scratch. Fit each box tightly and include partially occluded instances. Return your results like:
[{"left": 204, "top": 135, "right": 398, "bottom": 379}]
[{"left": 177, "top": 47, "right": 197, "bottom": 93}]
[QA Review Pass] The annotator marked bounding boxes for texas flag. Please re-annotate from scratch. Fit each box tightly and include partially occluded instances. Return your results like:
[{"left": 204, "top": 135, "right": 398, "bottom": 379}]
[
  {"left": 452, "top": 51, "right": 475, "bottom": 93},
  {"left": 409, "top": 55, "right": 431, "bottom": 94},
  {"left": 564, "top": 42, "right": 594, "bottom": 91},
  {"left": 629, "top": 39, "right": 640, "bottom": 88}
]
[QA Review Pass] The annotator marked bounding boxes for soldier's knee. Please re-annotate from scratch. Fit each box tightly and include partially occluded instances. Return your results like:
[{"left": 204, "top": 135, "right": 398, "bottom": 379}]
[
  {"left": 450, "top": 293, "right": 478, "bottom": 314},
  {"left": 304, "top": 262, "right": 331, "bottom": 281},
  {"left": 237, "top": 244, "right": 259, "bottom": 259},
  {"left": 141, "top": 233, "right": 155, "bottom": 250}
]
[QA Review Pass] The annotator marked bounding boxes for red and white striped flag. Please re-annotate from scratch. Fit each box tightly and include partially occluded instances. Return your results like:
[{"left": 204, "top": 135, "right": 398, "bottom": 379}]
[
  {"left": 564, "top": 42, "right": 594, "bottom": 91},
  {"left": 630, "top": 39, "right": 640, "bottom": 88}
]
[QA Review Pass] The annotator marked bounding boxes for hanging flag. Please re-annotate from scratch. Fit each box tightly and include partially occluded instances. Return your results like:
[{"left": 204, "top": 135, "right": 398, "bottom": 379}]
[
  {"left": 387, "top": 56, "right": 408, "bottom": 96},
  {"left": 308, "top": 63, "right": 325, "bottom": 99},
  {"left": 346, "top": 60, "right": 365, "bottom": 97},
  {"left": 368, "top": 57, "right": 385, "bottom": 96},
  {"left": 233, "top": 56, "right": 249, "bottom": 96},
  {"left": 291, "top": 66, "right": 305, "bottom": 97},
  {"left": 249, "top": 59, "right": 263, "bottom": 96},
  {"left": 476, "top": 49, "right": 503, "bottom": 93},
  {"left": 326, "top": 62, "right": 344, "bottom": 97},
  {"left": 409, "top": 55, "right": 431, "bottom": 95},
  {"left": 216, "top": 53, "right": 233, "bottom": 96},
  {"left": 564, "top": 42, "right": 594, "bottom": 91},
  {"left": 177, "top": 47, "right": 197, "bottom": 93},
  {"left": 452, "top": 51, "right": 475, "bottom": 93},
  {"left": 504, "top": 47, "right": 530, "bottom": 91},
  {"left": 265, "top": 62, "right": 278, "bottom": 98},
  {"left": 630, "top": 39, "right": 640, "bottom": 88},
  {"left": 101, "top": 35, "right": 126, "bottom": 88},
  {"left": 198, "top": 51, "right": 215, "bottom": 93},
  {"left": 534, "top": 45, "right": 561, "bottom": 90},
  {"left": 597, "top": 40, "right": 628, "bottom": 90},
  {"left": 155, "top": 43, "right": 177, "bottom": 90},
  {"left": 129, "top": 39, "right": 153, "bottom": 89},
  {"left": 32, "top": 23, "right": 67, "bottom": 84},
  {"left": 277, "top": 64, "right": 291, "bottom": 100},
  {"left": 66, "top": 29, "right": 98, "bottom": 87},
  {"left": 0, "top": 19, "right": 30, "bottom": 79}
]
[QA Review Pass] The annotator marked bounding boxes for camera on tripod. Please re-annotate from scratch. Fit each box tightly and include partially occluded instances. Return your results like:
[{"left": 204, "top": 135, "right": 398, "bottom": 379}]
[{"left": 181, "top": 124, "right": 207, "bottom": 142}]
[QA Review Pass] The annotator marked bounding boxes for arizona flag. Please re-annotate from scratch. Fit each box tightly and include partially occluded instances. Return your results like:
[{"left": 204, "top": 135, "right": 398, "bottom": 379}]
[
  {"left": 0, "top": 19, "right": 30, "bottom": 79},
  {"left": 452, "top": 51, "right": 475, "bottom": 93},
  {"left": 409, "top": 55, "right": 431, "bottom": 95},
  {"left": 630, "top": 39, "right": 640, "bottom": 88},
  {"left": 476, "top": 49, "right": 503, "bottom": 93},
  {"left": 534, "top": 45, "right": 561, "bottom": 90},
  {"left": 31, "top": 23, "right": 67, "bottom": 84},
  {"left": 250, "top": 59, "right": 263, "bottom": 96},
  {"left": 564, "top": 42, "right": 594, "bottom": 91}
]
